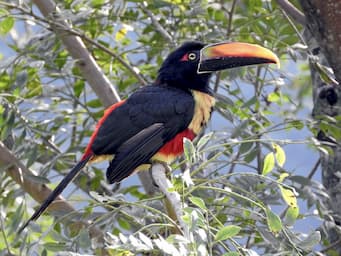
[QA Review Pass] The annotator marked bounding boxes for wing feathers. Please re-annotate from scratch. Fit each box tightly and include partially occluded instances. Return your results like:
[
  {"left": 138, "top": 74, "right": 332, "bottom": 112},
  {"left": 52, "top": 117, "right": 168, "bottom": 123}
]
[{"left": 106, "top": 123, "right": 165, "bottom": 183}]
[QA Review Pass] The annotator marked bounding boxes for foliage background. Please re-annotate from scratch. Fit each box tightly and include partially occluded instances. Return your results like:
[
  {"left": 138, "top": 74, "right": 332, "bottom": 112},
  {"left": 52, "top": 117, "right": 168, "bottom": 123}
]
[{"left": 0, "top": 0, "right": 337, "bottom": 255}]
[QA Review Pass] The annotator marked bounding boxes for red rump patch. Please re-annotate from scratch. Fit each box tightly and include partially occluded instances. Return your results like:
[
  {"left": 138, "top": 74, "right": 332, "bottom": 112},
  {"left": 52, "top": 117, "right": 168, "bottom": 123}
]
[
  {"left": 158, "top": 128, "right": 196, "bottom": 156},
  {"left": 82, "top": 100, "right": 127, "bottom": 160}
]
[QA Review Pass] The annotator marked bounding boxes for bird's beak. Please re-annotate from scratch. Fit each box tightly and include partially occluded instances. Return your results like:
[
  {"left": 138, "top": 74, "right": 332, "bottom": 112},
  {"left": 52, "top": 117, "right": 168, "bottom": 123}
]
[{"left": 198, "top": 42, "right": 280, "bottom": 73}]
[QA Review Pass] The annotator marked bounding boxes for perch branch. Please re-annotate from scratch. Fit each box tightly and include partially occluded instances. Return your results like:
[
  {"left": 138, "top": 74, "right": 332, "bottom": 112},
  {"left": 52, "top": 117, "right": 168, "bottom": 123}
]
[{"left": 151, "top": 163, "right": 189, "bottom": 238}]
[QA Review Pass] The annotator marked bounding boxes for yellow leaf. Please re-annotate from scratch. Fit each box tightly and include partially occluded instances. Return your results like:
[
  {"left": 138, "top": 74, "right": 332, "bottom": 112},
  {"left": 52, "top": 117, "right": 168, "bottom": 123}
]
[
  {"left": 115, "top": 27, "right": 127, "bottom": 42},
  {"left": 278, "top": 173, "right": 289, "bottom": 183},
  {"left": 279, "top": 185, "right": 297, "bottom": 208},
  {"left": 273, "top": 143, "right": 286, "bottom": 167}
]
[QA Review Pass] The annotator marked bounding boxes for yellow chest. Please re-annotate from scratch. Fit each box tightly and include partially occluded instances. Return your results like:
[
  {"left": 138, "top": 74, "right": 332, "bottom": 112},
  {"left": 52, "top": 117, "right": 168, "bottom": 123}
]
[{"left": 188, "top": 90, "right": 216, "bottom": 135}]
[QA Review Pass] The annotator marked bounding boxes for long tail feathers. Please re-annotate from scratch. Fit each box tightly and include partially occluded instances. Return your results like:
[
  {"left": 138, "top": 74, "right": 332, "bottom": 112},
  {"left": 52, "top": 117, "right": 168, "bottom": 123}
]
[{"left": 18, "top": 154, "right": 92, "bottom": 234}]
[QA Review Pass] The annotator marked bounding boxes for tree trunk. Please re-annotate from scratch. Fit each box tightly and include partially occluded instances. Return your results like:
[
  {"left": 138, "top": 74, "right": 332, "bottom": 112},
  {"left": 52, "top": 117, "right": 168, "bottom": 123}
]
[{"left": 299, "top": 0, "right": 341, "bottom": 253}]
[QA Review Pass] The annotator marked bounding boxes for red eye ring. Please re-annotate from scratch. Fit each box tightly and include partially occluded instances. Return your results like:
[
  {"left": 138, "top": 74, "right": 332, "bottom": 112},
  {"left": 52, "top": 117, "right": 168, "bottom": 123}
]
[{"left": 180, "top": 53, "right": 189, "bottom": 62}]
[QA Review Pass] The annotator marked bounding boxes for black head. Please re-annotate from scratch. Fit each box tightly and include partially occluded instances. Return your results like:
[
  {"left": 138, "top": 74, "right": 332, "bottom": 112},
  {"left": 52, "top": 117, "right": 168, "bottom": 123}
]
[
  {"left": 157, "top": 41, "right": 279, "bottom": 94},
  {"left": 157, "top": 41, "right": 211, "bottom": 93}
]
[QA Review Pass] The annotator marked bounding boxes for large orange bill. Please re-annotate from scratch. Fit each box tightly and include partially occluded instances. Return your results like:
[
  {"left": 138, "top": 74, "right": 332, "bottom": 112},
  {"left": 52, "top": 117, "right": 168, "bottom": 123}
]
[{"left": 198, "top": 42, "right": 280, "bottom": 73}]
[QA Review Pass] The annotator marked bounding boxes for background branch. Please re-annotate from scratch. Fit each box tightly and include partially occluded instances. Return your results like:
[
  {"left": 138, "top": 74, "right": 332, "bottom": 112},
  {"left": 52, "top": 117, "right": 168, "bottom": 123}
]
[
  {"left": 0, "top": 141, "right": 105, "bottom": 246},
  {"left": 30, "top": 0, "right": 156, "bottom": 195},
  {"left": 139, "top": 2, "right": 174, "bottom": 45}
]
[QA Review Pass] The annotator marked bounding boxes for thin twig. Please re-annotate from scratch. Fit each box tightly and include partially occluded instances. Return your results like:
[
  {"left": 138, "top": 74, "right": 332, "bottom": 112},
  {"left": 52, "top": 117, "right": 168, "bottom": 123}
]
[
  {"left": 276, "top": 0, "right": 306, "bottom": 25},
  {"left": 307, "top": 158, "right": 321, "bottom": 180},
  {"left": 139, "top": 2, "right": 174, "bottom": 45},
  {"left": 227, "top": 0, "right": 238, "bottom": 37}
]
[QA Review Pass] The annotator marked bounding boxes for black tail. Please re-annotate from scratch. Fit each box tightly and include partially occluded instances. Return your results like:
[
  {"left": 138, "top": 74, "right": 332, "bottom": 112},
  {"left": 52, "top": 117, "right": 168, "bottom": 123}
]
[{"left": 18, "top": 155, "right": 92, "bottom": 234}]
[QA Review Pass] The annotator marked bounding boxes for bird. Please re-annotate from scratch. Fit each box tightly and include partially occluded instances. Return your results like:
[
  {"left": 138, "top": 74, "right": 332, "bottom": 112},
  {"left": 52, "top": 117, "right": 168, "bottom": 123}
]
[{"left": 18, "top": 41, "right": 279, "bottom": 232}]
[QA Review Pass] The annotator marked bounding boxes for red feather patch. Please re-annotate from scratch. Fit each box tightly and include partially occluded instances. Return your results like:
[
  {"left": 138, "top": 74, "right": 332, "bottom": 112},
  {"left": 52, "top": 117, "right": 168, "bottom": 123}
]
[
  {"left": 82, "top": 100, "right": 127, "bottom": 160},
  {"left": 157, "top": 128, "right": 196, "bottom": 157}
]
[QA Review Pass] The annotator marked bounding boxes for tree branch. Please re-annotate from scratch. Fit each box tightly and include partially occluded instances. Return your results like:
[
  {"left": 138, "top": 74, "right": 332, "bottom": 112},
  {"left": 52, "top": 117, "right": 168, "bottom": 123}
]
[
  {"left": 30, "top": 0, "right": 156, "bottom": 195},
  {"left": 32, "top": 0, "right": 120, "bottom": 107},
  {"left": 139, "top": 2, "right": 174, "bottom": 45},
  {"left": 0, "top": 141, "right": 105, "bottom": 244},
  {"left": 151, "top": 163, "right": 189, "bottom": 238}
]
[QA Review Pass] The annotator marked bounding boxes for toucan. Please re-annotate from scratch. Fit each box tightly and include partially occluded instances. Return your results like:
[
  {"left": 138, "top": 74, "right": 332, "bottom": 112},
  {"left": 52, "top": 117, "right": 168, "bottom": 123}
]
[{"left": 19, "top": 41, "right": 279, "bottom": 232}]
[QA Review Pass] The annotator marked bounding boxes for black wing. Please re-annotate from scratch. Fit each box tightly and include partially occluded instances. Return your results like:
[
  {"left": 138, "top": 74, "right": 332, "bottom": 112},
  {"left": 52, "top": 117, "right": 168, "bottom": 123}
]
[{"left": 90, "top": 85, "right": 195, "bottom": 183}]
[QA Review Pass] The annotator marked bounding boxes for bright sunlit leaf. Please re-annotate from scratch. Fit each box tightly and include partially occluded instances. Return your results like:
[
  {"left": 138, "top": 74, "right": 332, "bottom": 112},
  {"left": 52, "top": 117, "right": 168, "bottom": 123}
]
[
  {"left": 284, "top": 206, "right": 299, "bottom": 226},
  {"left": 115, "top": 27, "right": 127, "bottom": 42},
  {"left": 189, "top": 196, "right": 207, "bottom": 211},
  {"left": 262, "top": 152, "right": 275, "bottom": 175},
  {"left": 273, "top": 143, "right": 286, "bottom": 167},
  {"left": 0, "top": 14, "right": 14, "bottom": 35},
  {"left": 279, "top": 185, "right": 297, "bottom": 208}
]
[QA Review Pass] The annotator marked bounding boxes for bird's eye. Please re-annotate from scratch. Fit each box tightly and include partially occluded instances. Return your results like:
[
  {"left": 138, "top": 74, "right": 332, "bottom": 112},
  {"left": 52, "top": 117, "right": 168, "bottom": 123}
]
[{"left": 188, "top": 52, "right": 197, "bottom": 61}]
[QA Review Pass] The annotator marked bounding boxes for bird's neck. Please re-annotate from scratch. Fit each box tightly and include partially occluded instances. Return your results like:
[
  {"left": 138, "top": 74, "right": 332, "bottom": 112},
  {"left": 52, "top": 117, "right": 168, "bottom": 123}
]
[{"left": 155, "top": 75, "right": 213, "bottom": 95}]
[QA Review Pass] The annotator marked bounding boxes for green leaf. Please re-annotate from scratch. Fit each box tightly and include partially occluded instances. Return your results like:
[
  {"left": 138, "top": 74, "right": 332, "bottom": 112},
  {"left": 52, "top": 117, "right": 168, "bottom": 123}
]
[
  {"left": 265, "top": 208, "right": 282, "bottom": 233},
  {"left": 223, "top": 252, "right": 240, "bottom": 256},
  {"left": 197, "top": 132, "right": 213, "bottom": 151},
  {"left": 183, "top": 138, "right": 195, "bottom": 163},
  {"left": 215, "top": 225, "right": 241, "bottom": 242},
  {"left": 287, "top": 120, "right": 304, "bottom": 130},
  {"left": 0, "top": 16, "right": 14, "bottom": 35},
  {"left": 262, "top": 152, "right": 275, "bottom": 175},
  {"left": 25, "top": 69, "right": 42, "bottom": 98},
  {"left": 86, "top": 99, "right": 102, "bottom": 108},
  {"left": 284, "top": 206, "right": 299, "bottom": 226},
  {"left": 74, "top": 80, "right": 85, "bottom": 98},
  {"left": 273, "top": 143, "right": 285, "bottom": 167},
  {"left": 189, "top": 196, "right": 207, "bottom": 211},
  {"left": 118, "top": 217, "right": 131, "bottom": 230},
  {"left": 91, "top": 0, "right": 104, "bottom": 7},
  {"left": 43, "top": 242, "right": 67, "bottom": 251},
  {"left": 314, "top": 62, "right": 338, "bottom": 85},
  {"left": 239, "top": 141, "right": 253, "bottom": 154},
  {"left": 267, "top": 92, "right": 280, "bottom": 103}
]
